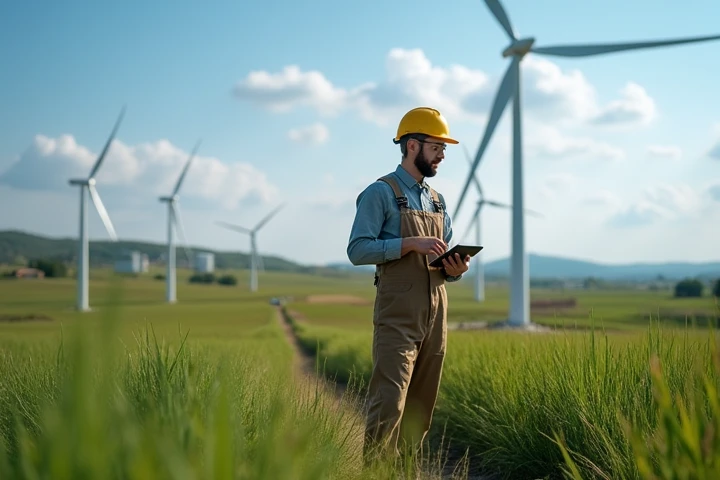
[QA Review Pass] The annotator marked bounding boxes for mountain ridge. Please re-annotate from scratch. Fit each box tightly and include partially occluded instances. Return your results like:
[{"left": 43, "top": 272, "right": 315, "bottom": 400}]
[{"left": 2, "top": 230, "right": 719, "bottom": 281}]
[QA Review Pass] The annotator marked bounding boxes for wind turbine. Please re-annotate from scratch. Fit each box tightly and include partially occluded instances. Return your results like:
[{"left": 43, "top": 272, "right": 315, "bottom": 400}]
[
  {"left": 216, "top": 203, "right": 285, "bottom": 292},
  {"left": 454, "top": 0, "right": 720, "bottom": 327},
  {"left": 159, "top": 140, "right": 201, "bottom": 304},
  {"left": 68, "top": 107, "right": 125, "bottom": 312},
  {"left": 458, "top": 144, "right": 542, "bottom": 303}
]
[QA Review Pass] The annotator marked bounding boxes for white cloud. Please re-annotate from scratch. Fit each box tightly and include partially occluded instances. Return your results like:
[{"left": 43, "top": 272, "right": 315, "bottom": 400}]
[
  {"left": 608, "top": 201, "right": 668, "bottom": 228},
  {"left": 288, "top": 122, "right": 329, "bottom": 145},
  {"left": 606, "top": 183, "right": 703, "bottom": 228},
  {"left": 590, "top": 82, "right": 656, "bottom": 126},
  {"left": 711, "top": 143, "right": 720, "bottom": 159},
  {"left": 0, "top": 134, "right": 278, "bottom": 210},
  {"left": 583, "top": 189, "right": 622, "bottom": 209},
  {"left": 540, "top": 172, "right": 577, "bottom": 198},
  {"left": 232, "top": 48, "right": 657, "bottom": 129},
  {"left": 643, "top": 184, "right": 702, "bottom": 216},
  {"left": 519, "top": 56, "right": 598, "bottom": 121},
  {"left": 646, "top": 145, "right": 682, "bottom": 160},
  {"left": 232, "top": 65, "right": 356, "bottom": 116},
  {"left": 709, "top": 123, "right": 720, "bottom": 159},
  {"left": 708, "top": 184, "right": 720, "bottom": 202},
  {"left": 354, "top": 48, "right": 490, "bottom": 124},
  {"left": 527, "top": 126, "right": 625, "bottom": 161}
]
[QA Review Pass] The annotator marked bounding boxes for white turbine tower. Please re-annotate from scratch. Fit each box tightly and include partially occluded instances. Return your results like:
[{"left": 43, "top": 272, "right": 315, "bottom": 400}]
[
  {"left": 216, "top": 203, "right": 285, "bottom": 292},
  {"left": 68, "top": 108, "right": 125, "bottom": 312},
  {"left": 159, "top": 140, "right": 201, "bottom": 304},
  {"left": 454, "top": 0, "right": 720, "bottom": 328},
  {"left": 458, "top": 145, "right": 542, "bottom": 303}
]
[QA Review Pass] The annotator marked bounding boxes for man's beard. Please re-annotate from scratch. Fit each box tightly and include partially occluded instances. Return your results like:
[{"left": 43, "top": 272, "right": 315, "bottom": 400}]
[{"left": 414, "top": 149, "right": 437, "bottom": 178}]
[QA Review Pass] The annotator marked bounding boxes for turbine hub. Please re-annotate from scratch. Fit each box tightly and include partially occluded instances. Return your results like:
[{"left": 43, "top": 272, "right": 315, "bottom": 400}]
[
  {"left": 69, "top": 179, "right": 90, "bottom": 186},
  {"left": 159, "top": 195, "right": 177, "bottom": 203},
  {"left": 502, "top": 37, "right": 536, "bottom": 58}
]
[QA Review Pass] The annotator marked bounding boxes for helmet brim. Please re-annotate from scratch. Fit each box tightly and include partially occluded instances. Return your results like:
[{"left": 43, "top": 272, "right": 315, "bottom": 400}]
[{"left": 394, "top": 134, "right": 459, "bottom": 145}]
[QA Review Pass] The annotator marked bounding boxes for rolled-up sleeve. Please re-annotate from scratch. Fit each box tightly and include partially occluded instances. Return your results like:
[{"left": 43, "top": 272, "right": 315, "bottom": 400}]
[{"left": 347, "top": 183, "right": 402, "bottom": 266}]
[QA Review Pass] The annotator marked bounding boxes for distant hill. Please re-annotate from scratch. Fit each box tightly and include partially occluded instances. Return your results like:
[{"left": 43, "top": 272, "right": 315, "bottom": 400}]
[
  {"left": 2, "top": 230, "right": 719, "bottom": 281},
  {"left": 0, "top": 230, "right": 307, "bottom": 272},
  {"left": 483, "top": 253, "right": 720, "bottom": 281},
  {"left": 326, "top": 254, "right": 720, "bottom": 282}
]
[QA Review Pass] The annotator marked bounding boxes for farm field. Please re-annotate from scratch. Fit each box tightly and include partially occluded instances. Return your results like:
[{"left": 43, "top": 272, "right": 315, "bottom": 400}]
[{"left": 1, "top": 267, "right": 719, "bottom": 479}]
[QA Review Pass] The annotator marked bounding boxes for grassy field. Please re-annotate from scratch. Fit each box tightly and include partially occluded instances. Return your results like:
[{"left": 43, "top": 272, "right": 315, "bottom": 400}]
[
  {"left": 0, "top": 269, "right": 373, "bottom": 479},
  {"left": 1, "top": 267, "right": 719, "bottom": 479}
]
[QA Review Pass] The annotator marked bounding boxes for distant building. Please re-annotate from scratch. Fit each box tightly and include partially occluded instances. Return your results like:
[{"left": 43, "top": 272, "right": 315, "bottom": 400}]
[
  {"left": 14, "top": 268, "right": 45, "bottom": 279},
  {"left": 194, "top": 252, "right": 215, "bottom": 273},
  {"left": 115, "top": 251, "right": 149, "bottom": 274}
]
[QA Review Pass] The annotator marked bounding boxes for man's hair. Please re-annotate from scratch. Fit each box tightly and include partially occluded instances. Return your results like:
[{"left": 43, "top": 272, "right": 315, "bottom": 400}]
[{"left": 397, "top": 133, "right": 428, "bottom": 158}]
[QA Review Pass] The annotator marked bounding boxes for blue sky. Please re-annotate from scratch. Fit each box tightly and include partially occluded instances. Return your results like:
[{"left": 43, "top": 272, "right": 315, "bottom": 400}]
[{"left": 1, "top": 0, "right": 719, "bottom": 266}]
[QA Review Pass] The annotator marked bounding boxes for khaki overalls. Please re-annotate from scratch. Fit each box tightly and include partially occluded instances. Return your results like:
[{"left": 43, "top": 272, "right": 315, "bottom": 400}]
[{"left": 364, "top": 174, "right": 448, "bottom": 461}]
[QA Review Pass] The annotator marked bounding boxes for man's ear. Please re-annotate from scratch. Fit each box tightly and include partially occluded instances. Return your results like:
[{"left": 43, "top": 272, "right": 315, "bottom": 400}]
[{"left": 406, "top": 138, "right": 418, "bottom": 156}]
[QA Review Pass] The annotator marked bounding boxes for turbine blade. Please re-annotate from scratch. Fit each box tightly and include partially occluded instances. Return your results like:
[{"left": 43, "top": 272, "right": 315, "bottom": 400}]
[
  {"left": 453, "top": 58, "right": 518, "bottom": 220},
  {"left": 88, "top": 106, "right": 126, "bottom": 179},
  {"left": 531, "top": 34, "right": 720, "bottom": 58},
  {"left": 216, "top": 220, "right": 252, "bottom": 234},
  {"left": 253, "top": 203, "right": 285, "bottom": 232},
  {"left": 171, "top": 203, "right": 193, "bottom": 264},
  {"left": 462, "top": 144, "right": 484, "bottom": 198},
  {"left": 485, "top": 200, "right": 512, "bottom": 209},
  {"left": 485, "top": 199, "right": 544, "bottom": 217},
  {"left": 463, "top": 202, "right": 483, "bottom": 242},
  {"left": 484, "top": 0, "right": 517, "bottom": 40},
  {"left": 171, "top": 139, "right": 201, "bottom": 196},
  {"left": 524, "top": 207, "right": 544, "bottom": 218},
  {"left": 87, "top": 184, "right": 118, "bottom": 241}
]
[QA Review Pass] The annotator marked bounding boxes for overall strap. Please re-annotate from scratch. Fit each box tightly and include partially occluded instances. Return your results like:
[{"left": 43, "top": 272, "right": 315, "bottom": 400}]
[
  {"left": 377, "top": 175, "right": 409, "bottom": 209},
  {"left": 428, "top": 186, "right": 444, "bottom": 213}
]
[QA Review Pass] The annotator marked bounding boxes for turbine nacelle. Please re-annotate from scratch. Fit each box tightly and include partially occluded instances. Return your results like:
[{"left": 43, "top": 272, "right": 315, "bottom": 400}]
[
  {"left": 502, "top": 37, "right": 535, "bottom": 58},
  {"left": 69, "top": 178, "right": 94, "bottom": 187},
  {"left": 159, "top": 195, "right": 178, "bottom": 203}
]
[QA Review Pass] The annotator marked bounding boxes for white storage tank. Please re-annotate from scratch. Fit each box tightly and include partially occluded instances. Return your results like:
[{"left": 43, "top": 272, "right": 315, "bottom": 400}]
[
  {"left": 194, "top": 252, "right": 215, "bottom": 273},
  {"left": 115, "top": 251, "right": 144, "bottom": 274}
]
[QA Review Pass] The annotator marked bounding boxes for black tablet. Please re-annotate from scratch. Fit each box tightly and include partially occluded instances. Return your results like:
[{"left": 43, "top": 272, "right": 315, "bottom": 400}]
[{"left": 429, "top": 244, "right": 483, "bottom": 268}]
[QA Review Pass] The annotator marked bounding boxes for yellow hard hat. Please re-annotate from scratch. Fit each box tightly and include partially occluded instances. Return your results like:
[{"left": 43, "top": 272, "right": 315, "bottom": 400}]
[{"left": 393, "top": 107, "right": 459, "bottom": 145}]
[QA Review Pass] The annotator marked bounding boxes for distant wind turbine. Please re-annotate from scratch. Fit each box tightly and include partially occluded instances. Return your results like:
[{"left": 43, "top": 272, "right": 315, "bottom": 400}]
[
  {"left": 458, "top": 144, "right": 542, "bottom": 302},
  {"left": 454, "top": 0, "right": 720, "bottom": 327},
  {"left": 68, "top": 107, "right": 125, "bottom": 312},
  {"left": 216, "top": 204, "right": 285, "bottom": 292},
  {"left": 159, "top": 140, "right": 201, "bottom": 304}
]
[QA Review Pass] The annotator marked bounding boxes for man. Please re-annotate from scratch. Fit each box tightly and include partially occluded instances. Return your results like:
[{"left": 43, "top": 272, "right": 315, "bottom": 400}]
[{"left": 346, "top": 106, "right": 471, "bottom": 463}]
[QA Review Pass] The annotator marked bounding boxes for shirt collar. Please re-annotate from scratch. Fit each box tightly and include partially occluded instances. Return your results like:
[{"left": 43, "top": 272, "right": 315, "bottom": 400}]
[{"left": 395, "top": 164, "right": 429, "bottom": 191}]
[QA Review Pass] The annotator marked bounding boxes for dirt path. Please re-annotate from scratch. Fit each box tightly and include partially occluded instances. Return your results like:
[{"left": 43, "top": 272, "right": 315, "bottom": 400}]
[
  {"left": 275, "top": 306, "right": 352, "bottom": 402},
  {"left": 275, "top": 306, "right": 495, "bottom": 480}
]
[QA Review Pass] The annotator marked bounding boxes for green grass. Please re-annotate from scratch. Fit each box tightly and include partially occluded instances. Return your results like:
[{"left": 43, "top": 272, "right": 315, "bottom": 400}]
[
  {"left": 289, "top": 313, "right": 720, "bottom": 479},
  {"left": 0, "top": 267, "right": 370, "bottom": 340},
  {"left": 285, "top": 279, "right": 718, "bottom": 331},
  {"left": 0, "top": 276, "right": 400, "bottom": 479},
  {"left": 1, "top": 268, "right": 719, "bottom": 479},
  {"left": 282, "top": 285, "right": 720, "bottom": 479}
]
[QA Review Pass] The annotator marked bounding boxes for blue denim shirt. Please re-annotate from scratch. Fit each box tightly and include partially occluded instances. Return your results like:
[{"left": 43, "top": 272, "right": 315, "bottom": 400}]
[{"left": 347, "top": 164, "right": 462, "bottom": 282}]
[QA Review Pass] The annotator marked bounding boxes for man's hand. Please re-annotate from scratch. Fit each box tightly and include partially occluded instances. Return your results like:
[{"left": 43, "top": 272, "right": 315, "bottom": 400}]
[
  {"left": 401, "top": 236, "right": 447, "bottom": 257},
  {"left": 442, "top": 253, "right": 470, "bottom": 277}
]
